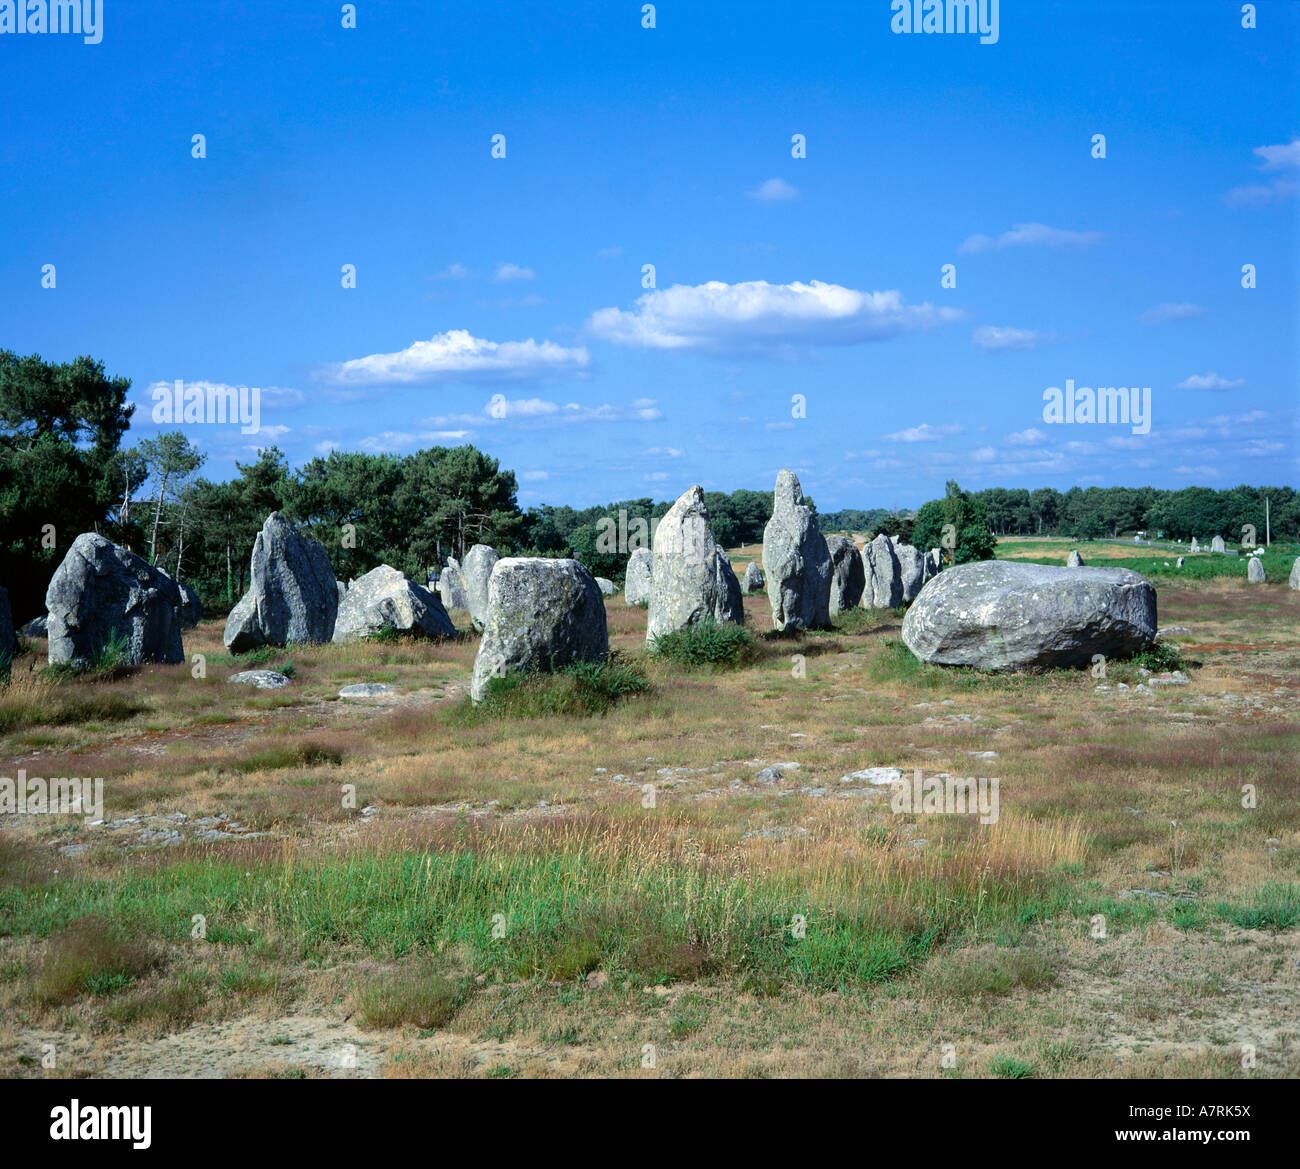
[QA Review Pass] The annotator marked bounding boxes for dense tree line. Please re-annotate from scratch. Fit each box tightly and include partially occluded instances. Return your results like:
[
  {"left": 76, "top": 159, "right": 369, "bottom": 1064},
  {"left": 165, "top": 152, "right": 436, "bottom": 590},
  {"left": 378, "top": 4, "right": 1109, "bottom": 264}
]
[{"left": 1, "top": 352, "right": 1295, "bottom": 621}]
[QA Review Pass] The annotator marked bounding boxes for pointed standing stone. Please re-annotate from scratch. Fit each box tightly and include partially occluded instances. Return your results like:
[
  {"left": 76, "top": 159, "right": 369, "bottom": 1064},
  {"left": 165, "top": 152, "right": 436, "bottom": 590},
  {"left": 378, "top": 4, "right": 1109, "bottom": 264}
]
[{"left": 762, "top": 470, "right": 832, "bottom": 631}]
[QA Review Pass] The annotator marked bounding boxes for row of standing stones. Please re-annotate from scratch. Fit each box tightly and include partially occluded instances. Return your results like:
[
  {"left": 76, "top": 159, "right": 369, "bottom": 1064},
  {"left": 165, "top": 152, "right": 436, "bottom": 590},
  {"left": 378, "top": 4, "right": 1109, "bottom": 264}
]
[{"left": 7, "top": 487, "right": 1299, "bottom": 686}]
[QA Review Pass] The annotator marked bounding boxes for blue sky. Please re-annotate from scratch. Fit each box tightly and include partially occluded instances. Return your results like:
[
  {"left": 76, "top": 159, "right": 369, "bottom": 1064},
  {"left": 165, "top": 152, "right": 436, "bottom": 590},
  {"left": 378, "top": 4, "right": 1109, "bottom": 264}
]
[{"left": 3, "top": 0, "right": 1297, "bottom": 511}]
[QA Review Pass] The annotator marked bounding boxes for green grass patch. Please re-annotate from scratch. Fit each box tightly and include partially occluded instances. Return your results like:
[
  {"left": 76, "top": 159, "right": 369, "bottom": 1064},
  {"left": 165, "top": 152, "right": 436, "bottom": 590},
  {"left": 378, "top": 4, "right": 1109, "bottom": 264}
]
[
  {"left": 460, "top": 652, "right": 651, "bottom": 720},
  {"left": 1213, "top": 883, "right": 1300, "bottom": 931},
  {"left": 649, "top": 619, "right": 757, "bottom": 669}
]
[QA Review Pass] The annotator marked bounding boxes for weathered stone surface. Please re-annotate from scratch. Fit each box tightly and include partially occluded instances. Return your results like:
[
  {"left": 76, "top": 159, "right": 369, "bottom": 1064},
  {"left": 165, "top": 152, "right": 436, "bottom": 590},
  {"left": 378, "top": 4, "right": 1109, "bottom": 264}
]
[
  {"left": 862, "top": 534, "right": 903, "bottom": 609},
  {"left": 18, "top": 614, "right": 47, "bottom": 638},
  {"left": 336, "top": 580, "right": 347, "bottom": 608},
  {"left": 1176, "top": 557, "right": 1185, "bottom": 568},
  {"left": 438, "top": 558, "right": 470, "bottom": 611},
  {"left": 924, "top": 548, "right": 943, "bottom": 582},
  {"left": 178, "top": 582, "right": 202, "bottom": 629},
  {"left": 901, "top": 560, "right": 1157, "bottom": 672},
  {"left": 1290, "top": 557, "right": 1300, "bottom": 591},
  {"left": 1189, "top": 538, "right": 1200, "bottom": 553},
  {"left": 0, "top": 586, "right": 15, "bottom": 668},
  {"left": 895, "top": 542, "right": 926, "bottom": 603},
  {"left": 762, "top": 470, "right": 832, "bottom": 631},
  {"left": 228, "top": 670, "right": 291, "bottom": 689},
  {"left": 223, "top": 513, "right": 338, "bottom": 652},
  {"left": 624, "top": 547, "right": 653, "bottom": 606},
  {"left": 594, "top": 577, "right": 617, "bottom": 597},
  {"left": 470, "top": 558, "right": 608, "bottom": 702},
  {"left": 1211, "top": 535, "right": 1226, "bottom": 553},
  {"left": 1067, "top": 550, "right": 1084, "bottom": 568},
  {"left": 332, "top": 564, "right": 455, "bottom": 642},
  {"left": 1247, "top": 557, "right": 1266, "bottom": 584},
  {"left": 339, "top": 683, "right": 395, "bottom": 699},
  {"left": 742, "top": 561, "right": 765, "bottom": 595},
  {"left": 825, "top": 535, "right": 865, "bottom": 616},
  {"left": 461, "top": 544, "right": 500, "bottom": 630},
  {"left": 646, "top": 485, "right": 744, "bottom": 642},
  {"left": 46, "top": 533, "right": 184, "bottom": 667}
]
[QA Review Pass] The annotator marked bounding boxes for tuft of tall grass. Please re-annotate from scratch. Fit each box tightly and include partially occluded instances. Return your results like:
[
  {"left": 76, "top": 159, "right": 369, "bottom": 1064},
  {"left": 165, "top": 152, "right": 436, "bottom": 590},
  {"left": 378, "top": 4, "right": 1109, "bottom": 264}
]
[
  {"left": 32, "top": 916, "right": 164, "bottom": 1006},
  {"left": 650, "top": 619, "right": 756, "bottom": 669},
  {"left": 458, "top": 652, "right": 650, "bottom": 720}
]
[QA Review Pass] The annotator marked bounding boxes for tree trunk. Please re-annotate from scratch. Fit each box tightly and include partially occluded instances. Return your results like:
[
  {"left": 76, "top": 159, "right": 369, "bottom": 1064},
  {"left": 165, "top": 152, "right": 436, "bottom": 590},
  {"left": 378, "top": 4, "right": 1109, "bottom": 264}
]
[{"left": 149, "top": 473, "right": 169, "bottom": 565}]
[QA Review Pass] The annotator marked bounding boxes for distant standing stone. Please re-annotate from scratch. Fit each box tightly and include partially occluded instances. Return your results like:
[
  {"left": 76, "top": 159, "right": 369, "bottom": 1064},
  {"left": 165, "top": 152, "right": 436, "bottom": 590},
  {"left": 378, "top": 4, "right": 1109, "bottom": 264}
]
[
  {"left": 1247, "top": 557, "right": 1266, "bottom": 584},
  {"left": 1211, "top": 535, "right": 1226, "bottom": 554},
  {"left": 763, "top": 470, "right": 832, "bottom": 631},
  {"left": 1290, "top": 557, "right": 1300, "bottom": 591},
  {"left": 594, "top": 577, "right": 617, "bottom": 597},
  {"left": 18, "top": 614, "right": 47, "bottom": 638},
  {"left": 332, "top": 564, "right": 455, "bottom": 641},
  {"left": 438, "top": 558, "right": 471, "bottom": 612},
  {"left": 1189, "top": 538, "right": 1199, "bottom": 553},
  {"left": 1176, "top": 557, "right": 1185, "bottom": 568},
  {"left": 646, "top": 485, "right": 744, "bottom": 642},
  {"left": 742, "top": 561, "right": 765, "bottom": 595},
  {"left": 1067, "top": 550, "right": 1084, "bottom": 568},
  {"left": 624, "top": 547, "right": 653, "bottom": 606},
  {"left": 826, "top": 535, "right": 865, "bottom": 616},
  {"left": 895, "top": 542, "right": 926, "bottom": 603},
  {"left": 462, "top": 544, "right": 500, "bottom": 630},
  {"left": 862, "top": 534, "right": 903, "bottom": 609}
]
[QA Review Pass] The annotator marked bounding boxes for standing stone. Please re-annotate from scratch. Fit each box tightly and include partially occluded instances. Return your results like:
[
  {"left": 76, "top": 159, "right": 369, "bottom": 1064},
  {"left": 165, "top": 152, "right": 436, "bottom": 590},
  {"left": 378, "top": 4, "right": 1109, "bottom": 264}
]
[
  {"left": 332, "top": 565, "right": 455, "bottom": 641},
  {"left": 336, "top": 580, "right": 348, "bottom": 608},
  {"left": 1247, "top": 557, "right": 1266, "bottom": 584},
  {"left": 223, "top": 513, "right": 338, "bottom": 652},
  {"left": 762, "top": 471, "right": 832, "bottom": 631},
  {"left": 1066, "top": 550, "right": 1084, "bottom": 568},
  {"left": 1289, "top": 557, "right": 1300, "bottom": 591},
  {"left": 1210, "top": 535, "right": 1226, "bottom": 554},
  {"left": 624, "top": 547, "right": 653, "bottom": 606},
  {"left": 0, "top": 586, "right": 15, "bottom": 670},
  {"left": 470, "top": 558, "right": 608, "bottom": 702},
  {"left": 647, "top": 485, "right": 744, "bottom": 643},
  {"left": 1176, "top": 557, "right": 1185, "bottom": 568},
  {"left": 178, "top": 582, "right": 203, "bottom": 629},
  {"left": 461, "top": 544, "right": 500, "bottom": 630},
  {"left": 924, "top": 548, "right": 943, "bottom": 582},
  {"left": 438, "top": 558, "right": 470, "bottom": 611},
  {"left": 742, "top": 561, "right": 765, "bottom": 595},
  {"left": 862, "top": 534, "right": 903, "bottom": 609},
  {"left": 594, "top": 577, "right": 617, "bottom": 597},
  {"left": 826, "top": 535, "right": 865, "bottom": 616},
  {"left": 895, "top": 542, "right": 926, "bottom": 603},
  {"left": 1189, "top": 537, "right": 1200, "bottom": 553},
  {"left": 46, "top": 533, "right": 184, "bottom": 667},
  {"left": 902, "top": 561, "right": 1157, "bottom": 671},
  {"left": 19, "top": 614, "right": 47, "bottom": 638}
]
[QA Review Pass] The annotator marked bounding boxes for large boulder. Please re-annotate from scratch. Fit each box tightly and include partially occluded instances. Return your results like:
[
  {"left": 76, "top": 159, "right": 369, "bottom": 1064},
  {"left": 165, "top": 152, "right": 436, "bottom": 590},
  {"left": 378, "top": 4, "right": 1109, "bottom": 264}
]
[
  {"left": 902, "top": 560, "right": 1157, "bottom": 672},
  {"left": 1247, "top": 557, "right": 1266, "bottom": 584},
  {"left": 461, "top": 544, "right": 500, "bottom": 630},
  {"left": 742, "top": 562, "right": 765, "bottom": 595},
  {"left": 1290, "top": 557, "right": 1300, "bottom": 591},
  {"left": 762, "top": 470, "right": 832, "bottom": 631},
  {"left": 826, "top": 535, "right": 865, "bottom": 616},
  {"left": 470, "top": 558, "right": 608, "bottom": 702},
  {"left": 624, "top": 547, "right": 653, "bottom": 606},
  {"left": 647, "top": 486, "right": 744, "bottom": 643},
  {"left": 1211, "top": 535, "right": 1226, "bottom": 554},
  {"left": 438, "top": 559, "right": 470, "bottom": 612},
  {"left": 594, "top": 577, "right": 617, "bottom": 597},
  {"left": 0, "top": 586, "right": 15, "bottom": 669},
  {"left": 862, "top": 534, "right": 903, "bottom": 609},
  {"left": 332, "top": 565, "right": 455, "bottom": 642},
  {"left": 895, "top": 542, "right": 926, "bottom": 603},
  {"left": 46, "top": 533, "right": 184, "bottom": 667},
  {"left": 223, "top": 513, "right": 338, "bottom": 652}
]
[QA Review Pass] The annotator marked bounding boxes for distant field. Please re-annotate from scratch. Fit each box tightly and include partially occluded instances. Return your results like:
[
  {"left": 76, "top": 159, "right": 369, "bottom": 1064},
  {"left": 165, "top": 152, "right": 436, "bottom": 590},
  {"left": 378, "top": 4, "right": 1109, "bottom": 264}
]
[
  {"left": 995, "top": 536, "right": 1299, "bottom": 585},
  {"left": 1, "top": 567, "right": 1297, "bottom": 1079}
]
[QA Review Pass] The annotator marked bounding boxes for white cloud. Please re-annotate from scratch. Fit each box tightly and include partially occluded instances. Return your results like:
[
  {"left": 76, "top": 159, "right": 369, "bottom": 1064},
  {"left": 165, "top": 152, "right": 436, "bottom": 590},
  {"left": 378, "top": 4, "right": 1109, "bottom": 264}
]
[
  {"left": 1139, "top": 302, "right": 1205, "bottom": 325},
  {"left": 971, "top": 446, "right": 997, "bottom": 462},
  {"left": 522, "top": 470, "right": 549, "bottom": 481},
  {"left": 973, "top": 325, "right": 1046, "bottom": 351},
  {"left": 596, "top": 247, "right": 624, "bottom": 261},
  {"left": 645, "top": 446, "right": 684, "bottom": 457},
  {"left": 883, "top": 423, "right": 963, "bottom": 443},
  {"left": 421, "top": 396, "right": 662, "bottom": 426},
  {"left": 958, "top": 222, "right": 1105, "bottom": 255},
  {"left": 586, "top": 280, "right": 962, "bottom": 352},
  {"left": 434, "top": 262, "right": 472, "bottom": 279},
  {"left": 358, "top": 429, "right": 472, "bottom": 452},
  {"left": 748, "top": 177, "right": 800, "bottom": 202},
  {"left": 1224, "top": 179, "right": 1299, "bottom": 206},
  {"left": 1007, "top": 427, "right": 1047, "bottom": 445},
  {"left": 323, "top": 329, "right": 590, "bottom": 386},
  {"left": 1253, "top": 136, "right": 1300, "bottom": 171},
  {"left": 494, "top": 263, "right": 535, "bottom": 281},
  {"left": 1177, "top": 372, "right": 1245, "bottom": 391}
]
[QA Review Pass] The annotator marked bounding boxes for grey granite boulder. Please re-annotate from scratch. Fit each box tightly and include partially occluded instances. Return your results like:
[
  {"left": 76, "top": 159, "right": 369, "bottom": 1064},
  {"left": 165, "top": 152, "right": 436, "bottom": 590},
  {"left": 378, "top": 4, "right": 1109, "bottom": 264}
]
[
  {"left": 1189, "top": 538, "right": 1200, "bottom": 553},
  {"left": 1211, "top": 535, "right": 1226, "bottom": 553},
  {"left": 624, "top": 547, "right": 653, "bottom": 606},
  {"left": 470, "top": 557, "right": 608, "bottom": 702},
  {"left": 461, "top": 544, "right": 499, "bottom": 630},
  {"left": 594, "top": 577, "right": 617, "bottom": 597},
  {"left": 1290, "top": 557, "right": 1300, "bottom": 591},
  {"left": 332, "top": 564, "right": 455, "bottom": 642},
  {"left": 901, "top": 560, "right": 1157, "bottom": 672},
  {"left": 924, "top": 548, "right": 943, "bottom": 582},
  {"left": 762, "top": 470, "right": 831, "bottom": 631},
  {"left": 228, "top": 670, "right": 291, "bottom": 689},
  {"left": 862, "top": 534, "right": 903, "bottom": 609},
  {"left": 646, "top": 485, "right": 744, "bottom": 643},
  {"left": 224, "top": 513, "right": 338, "bottom": 652},
  {"left": 825, "top": 535, "right": 865, "bottom": 616},
  {"left": 178, "top": 582, "right": 202, "bottom": 629},
  {"left": 895, "top": 542, "right": 926, "bottom": 603},
  {"left": 18, "top": 614, "right": 47, "bottom": 638},
  {"left": 1067, "top": 550, "right": 1084, "bottom": 568},
  {"left": 46, "top": 533, "right": 184, "bottom": 667},
  {"left": 438, "top": 558, "right": 470, "bottom": 612},
  {"left": 1247, "top": 557, "right": 1265, "bottom": 584},
  {"left": 742, "top": 561, "right": 765, "bottom": 595}
]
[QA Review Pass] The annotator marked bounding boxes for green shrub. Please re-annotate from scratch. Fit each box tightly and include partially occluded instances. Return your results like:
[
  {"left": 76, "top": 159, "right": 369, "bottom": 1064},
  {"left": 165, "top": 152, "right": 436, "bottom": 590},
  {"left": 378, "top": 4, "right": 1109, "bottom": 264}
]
[
  {"left": 1214, "top": 883, "right": 1299, "bottom": 931},
  {"left": 468, "top": 652, "right": 651, "bottom": 719},
  {"left": 1132, "top": 641, "right": 1185, "bottom": 673},
  {"left": 649, "top": 619, "right": 756, "bottom": 669}
]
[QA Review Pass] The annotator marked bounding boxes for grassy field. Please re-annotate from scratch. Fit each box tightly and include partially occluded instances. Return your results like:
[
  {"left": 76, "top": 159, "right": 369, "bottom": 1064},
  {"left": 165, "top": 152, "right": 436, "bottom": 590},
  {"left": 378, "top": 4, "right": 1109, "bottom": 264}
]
[{"left": 1, "top": 554, "right": 1298, "bottom": 1079}]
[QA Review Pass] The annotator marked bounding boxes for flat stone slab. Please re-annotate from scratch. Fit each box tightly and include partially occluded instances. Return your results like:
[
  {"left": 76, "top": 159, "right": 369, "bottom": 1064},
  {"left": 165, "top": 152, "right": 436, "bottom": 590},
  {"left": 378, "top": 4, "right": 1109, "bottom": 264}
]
[
  {"left": 228, "top": 670, "right": 292, "bottom": 688},
  {"left": 839, "top": 767, "right": 904, "bottom": 786},
  {"left": 338, "top": 683, "right": 395, "bottom": 699}
]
